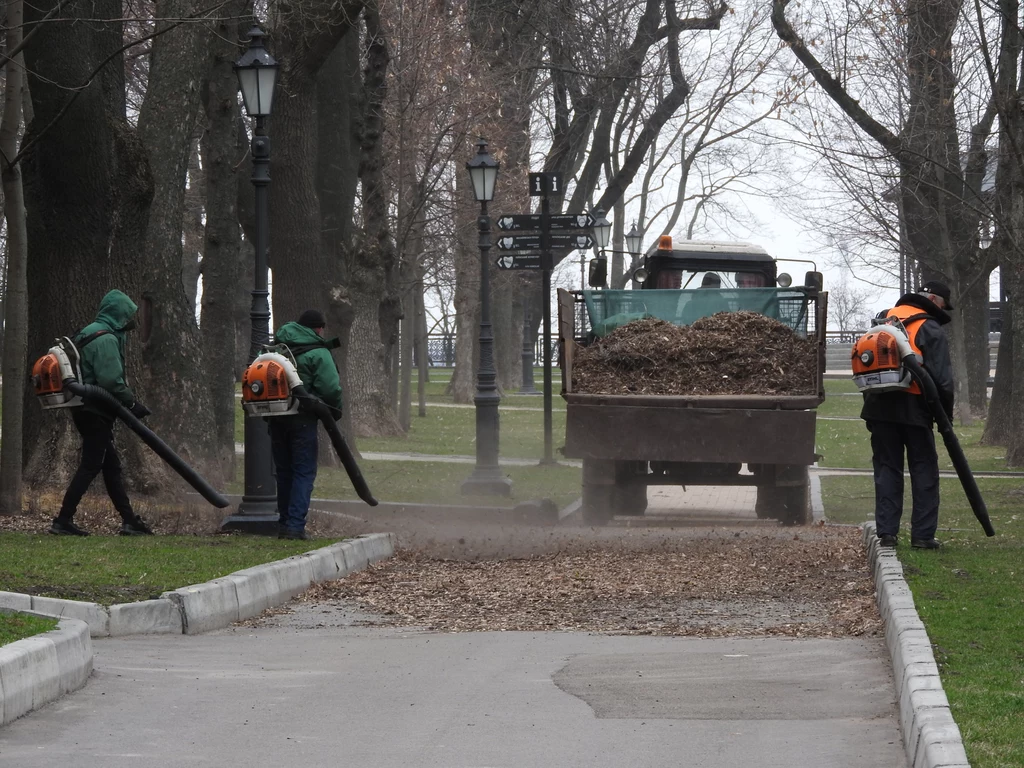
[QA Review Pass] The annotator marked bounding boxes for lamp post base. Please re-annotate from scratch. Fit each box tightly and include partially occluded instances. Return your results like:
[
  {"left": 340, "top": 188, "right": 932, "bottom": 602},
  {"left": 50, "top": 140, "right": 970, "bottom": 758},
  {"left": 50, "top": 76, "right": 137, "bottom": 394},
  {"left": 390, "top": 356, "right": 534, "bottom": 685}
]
[
  {"left": 461, "top": 469, "right": 513, "bottom": 497},
  {"left": 517, "top": 385, "right": 541, "bottom": 395},
  {"left": 219, "top": 496, "right": 279, "bottom": 534}
]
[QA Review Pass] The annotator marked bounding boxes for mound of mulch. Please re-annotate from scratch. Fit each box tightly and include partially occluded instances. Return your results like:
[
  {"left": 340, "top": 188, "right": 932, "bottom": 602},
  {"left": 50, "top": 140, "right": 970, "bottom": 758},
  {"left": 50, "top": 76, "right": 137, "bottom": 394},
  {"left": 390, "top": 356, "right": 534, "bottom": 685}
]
[{"left": 572, "top": 312, "right": 817, "bottom": 396}]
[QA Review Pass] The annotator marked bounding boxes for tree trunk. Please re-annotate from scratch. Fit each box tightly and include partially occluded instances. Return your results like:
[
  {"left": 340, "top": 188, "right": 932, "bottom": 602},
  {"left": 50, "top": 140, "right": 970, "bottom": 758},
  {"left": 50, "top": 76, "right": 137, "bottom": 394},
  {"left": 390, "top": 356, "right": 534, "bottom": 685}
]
[
  {"left": 414, "top": 261, "right": 429, "bottom": 417},
  {"left": 182, "top": 137, "right": 204, "bottom": 309},
  {"left": 21, "top": 0, "right": 155, "bottom": 492},
  {"left": 348, "top": 6, "right": 402, "bottom": 437},
  {"left": 963, "top": 272, "right": 991, "bottom": 416},
  {"left": 0, "top": 0, "right": 27, "bottom": 515},
  {"left": 315, "top": 32, "right": 362, "bottom": 457},
  {"left": 135, "top": 0, "right": 221, "bottom": 483},
  {"left": 1006, "top": 272, "right": 1024, "bottom": 466},
  {"left": 451, "top": 198, "right": 479, "bottom": 404},
  {"left": 983, "top": 267, "right": 1013, "bottom": 445},
  {"left": 200, "top": 8, "right": 246, "bottom": 479}
]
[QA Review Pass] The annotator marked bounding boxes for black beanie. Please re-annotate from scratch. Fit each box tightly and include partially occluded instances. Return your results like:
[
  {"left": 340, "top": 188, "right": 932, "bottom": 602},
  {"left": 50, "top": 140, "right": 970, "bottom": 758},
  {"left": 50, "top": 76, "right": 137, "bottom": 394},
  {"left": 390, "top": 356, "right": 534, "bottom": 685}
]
[{"left": 297, "top": 309, "right": 326, "bottom": 328}]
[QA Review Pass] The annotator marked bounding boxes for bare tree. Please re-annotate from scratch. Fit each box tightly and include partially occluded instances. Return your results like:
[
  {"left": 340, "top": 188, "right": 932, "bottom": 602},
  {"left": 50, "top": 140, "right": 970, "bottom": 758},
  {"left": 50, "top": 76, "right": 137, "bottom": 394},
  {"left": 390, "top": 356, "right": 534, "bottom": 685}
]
[
  {"left": 772, "top": 0, "right": 999, "bottom": 425},
  {"left": 0, "top": 0, "right": 29, "bottom": 514},
  {"left": 828, "top": 272, "right": 873, "bottom": 332}
]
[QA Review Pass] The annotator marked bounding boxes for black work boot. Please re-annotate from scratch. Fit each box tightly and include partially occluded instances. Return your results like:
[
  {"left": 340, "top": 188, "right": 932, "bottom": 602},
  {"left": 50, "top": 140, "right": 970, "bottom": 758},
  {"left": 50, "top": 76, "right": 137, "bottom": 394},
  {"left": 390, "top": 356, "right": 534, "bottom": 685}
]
[
  {"left": 911, "top": 538, "right": 942, "bottom": 550},
  {"left": 120, "top": 515, "right": 154, "bottom": 536},
  {"left": 49, "top": 517, "right": 90, "bottom": 536}
]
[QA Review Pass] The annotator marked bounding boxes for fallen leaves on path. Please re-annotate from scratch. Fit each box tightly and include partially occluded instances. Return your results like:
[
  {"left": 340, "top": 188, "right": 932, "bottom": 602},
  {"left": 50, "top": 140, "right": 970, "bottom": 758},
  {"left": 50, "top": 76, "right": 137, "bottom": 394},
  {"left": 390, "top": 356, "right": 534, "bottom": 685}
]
[{"left": 305, "top": 527, "right": 880, "bottom": 638}]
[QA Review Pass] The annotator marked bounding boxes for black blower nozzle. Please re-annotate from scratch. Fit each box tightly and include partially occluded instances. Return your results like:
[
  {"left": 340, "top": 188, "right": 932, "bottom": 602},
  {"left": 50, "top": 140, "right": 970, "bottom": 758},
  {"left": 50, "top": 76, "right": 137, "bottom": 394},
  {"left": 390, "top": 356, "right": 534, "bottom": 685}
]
[{"left": 65, "top": 382, "right": 231, "bottom": 509}]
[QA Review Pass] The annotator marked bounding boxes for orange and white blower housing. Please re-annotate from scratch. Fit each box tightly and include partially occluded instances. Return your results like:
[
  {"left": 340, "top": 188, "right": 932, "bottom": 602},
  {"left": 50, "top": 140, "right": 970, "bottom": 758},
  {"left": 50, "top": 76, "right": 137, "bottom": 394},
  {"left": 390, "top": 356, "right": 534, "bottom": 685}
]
[
  {"left": 851, "top": 319, "right": 919, "bottom": 393},
  {"left": 31, "top": 337, "right": 86, "bottom": 409},
  {"left": 241, "top": 346, "right": 304, "bottom": 417}
]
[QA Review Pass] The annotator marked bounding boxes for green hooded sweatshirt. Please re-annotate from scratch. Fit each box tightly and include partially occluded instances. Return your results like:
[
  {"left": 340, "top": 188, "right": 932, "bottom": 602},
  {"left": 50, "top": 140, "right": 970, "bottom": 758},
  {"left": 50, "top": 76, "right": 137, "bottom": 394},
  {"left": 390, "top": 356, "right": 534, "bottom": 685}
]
[
  {"left": 274, "top": 321, "right": 343, "bottom": 412},
  {"left": 75, "top": 289, "right": 139, "bottom": 409}
]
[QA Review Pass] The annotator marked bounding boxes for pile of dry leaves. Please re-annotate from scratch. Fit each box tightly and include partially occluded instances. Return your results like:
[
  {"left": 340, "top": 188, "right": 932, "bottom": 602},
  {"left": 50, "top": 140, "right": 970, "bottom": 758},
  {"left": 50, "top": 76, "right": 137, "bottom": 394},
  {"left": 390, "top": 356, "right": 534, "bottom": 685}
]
[
  {"left": 573, "top": 313, "right": 817, "bottom": 396},
  {"left": 304, "top": 527, "right": 880, "bottom": 638}
]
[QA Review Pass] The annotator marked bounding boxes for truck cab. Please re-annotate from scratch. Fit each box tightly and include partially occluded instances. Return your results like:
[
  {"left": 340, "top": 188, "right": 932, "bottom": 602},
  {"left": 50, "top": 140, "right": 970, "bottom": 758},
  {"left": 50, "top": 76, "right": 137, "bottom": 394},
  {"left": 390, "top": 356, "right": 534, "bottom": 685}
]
[{"left": 637, "top": 237, "right": 780, "bottom": 290}]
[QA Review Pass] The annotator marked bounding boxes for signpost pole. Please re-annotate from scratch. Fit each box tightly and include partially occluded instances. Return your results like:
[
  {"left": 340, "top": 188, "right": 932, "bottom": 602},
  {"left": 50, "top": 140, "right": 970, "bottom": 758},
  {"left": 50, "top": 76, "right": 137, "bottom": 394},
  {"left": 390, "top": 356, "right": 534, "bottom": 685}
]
[{"left": 540, "top": 193, "right": 556, "bottom": 466}]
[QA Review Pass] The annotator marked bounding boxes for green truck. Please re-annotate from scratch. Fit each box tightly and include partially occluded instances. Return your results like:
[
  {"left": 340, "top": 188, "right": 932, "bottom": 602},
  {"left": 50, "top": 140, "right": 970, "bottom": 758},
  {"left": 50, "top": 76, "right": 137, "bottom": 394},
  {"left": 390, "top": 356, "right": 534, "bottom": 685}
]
[{"left": 558, "top": 237, "right": 828, "bottom": 526}]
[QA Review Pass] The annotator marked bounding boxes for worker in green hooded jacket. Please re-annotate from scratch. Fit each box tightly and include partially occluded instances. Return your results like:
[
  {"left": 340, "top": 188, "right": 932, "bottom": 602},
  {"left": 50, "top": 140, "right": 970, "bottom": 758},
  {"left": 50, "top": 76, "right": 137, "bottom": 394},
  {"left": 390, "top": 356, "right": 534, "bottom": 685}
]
[
  {"left": 270, "top": 309, "right": 343, "bottom": 539},
  {"left": 50, "top": 289, "right": 154, "bottom": 537}
]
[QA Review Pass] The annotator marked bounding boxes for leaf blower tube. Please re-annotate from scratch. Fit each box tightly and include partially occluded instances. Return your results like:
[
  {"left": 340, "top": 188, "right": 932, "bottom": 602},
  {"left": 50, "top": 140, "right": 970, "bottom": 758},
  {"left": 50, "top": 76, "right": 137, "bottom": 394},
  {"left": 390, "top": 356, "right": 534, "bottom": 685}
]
[
  {"left": 64, "top": 381, "right": 231, "bottom": 509},
  {"left": 252, "top": 352, "right": 378, "bottom": 506},
  {"left": 878, "top": 327, "right": 995, "bottom": 536},
  {"left": 293, "top": 387, "right": 379, "bottom": 507}
]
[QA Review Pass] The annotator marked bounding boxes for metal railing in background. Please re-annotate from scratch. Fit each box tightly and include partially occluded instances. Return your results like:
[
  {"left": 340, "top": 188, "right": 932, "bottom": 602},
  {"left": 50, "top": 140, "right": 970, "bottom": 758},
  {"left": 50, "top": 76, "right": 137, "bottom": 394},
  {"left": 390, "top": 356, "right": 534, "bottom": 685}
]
[{"left": 422, "top": 333, "right": 558, "bottom": 368}]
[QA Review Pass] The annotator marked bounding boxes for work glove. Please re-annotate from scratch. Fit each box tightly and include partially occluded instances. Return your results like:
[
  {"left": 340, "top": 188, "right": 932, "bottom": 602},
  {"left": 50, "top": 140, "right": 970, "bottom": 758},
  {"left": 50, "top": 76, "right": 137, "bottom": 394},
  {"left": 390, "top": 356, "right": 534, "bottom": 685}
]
[{"left": 129, "top": 401, "right": 152, "bottom": 420}]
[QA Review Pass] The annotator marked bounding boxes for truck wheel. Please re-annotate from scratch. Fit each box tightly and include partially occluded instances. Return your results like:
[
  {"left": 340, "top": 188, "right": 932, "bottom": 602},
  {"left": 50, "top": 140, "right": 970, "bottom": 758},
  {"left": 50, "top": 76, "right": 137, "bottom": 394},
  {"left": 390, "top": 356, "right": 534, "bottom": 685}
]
[
  {"left": 777, "top": 482, "right": 811, "bottom": 526},
  {"left": 582, "top": 483, "right": 614, "bottom": 526},
  {"left": 755, "top": 469, "right": 812, "bottom": 526},
  {"left": 614, "top": 483, "right": 648, "bottom": 517}
]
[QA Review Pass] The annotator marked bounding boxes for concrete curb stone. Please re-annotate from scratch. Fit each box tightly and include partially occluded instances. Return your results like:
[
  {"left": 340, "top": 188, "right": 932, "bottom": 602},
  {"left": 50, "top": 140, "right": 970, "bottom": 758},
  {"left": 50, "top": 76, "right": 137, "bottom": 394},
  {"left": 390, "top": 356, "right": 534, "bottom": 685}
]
[
  {"left": 108, "top": 599, "right": 181, "bottom": 636},
  {"left": 863, "top": 522, "right": 971, "bottom": 768},
  {"left": 0, "top": 618, "right": 92, "bottom": 726},
  {"left": 0, "top": 533, "right": 395, "bottom": 727}
]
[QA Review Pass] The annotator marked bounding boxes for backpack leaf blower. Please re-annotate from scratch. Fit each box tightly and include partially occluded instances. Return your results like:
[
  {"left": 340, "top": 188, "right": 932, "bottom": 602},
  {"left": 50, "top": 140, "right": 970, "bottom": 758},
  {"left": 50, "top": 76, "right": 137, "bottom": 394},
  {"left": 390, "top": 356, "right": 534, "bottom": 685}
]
[
  {"left": 242, "top": 347, "right": 378, "bottom": 507},
  {"left": 852, "top": 324, "right": 995, "bottom": 537},
  {"left": 32, "top": 338, "right": 231, "bottom": 509}
]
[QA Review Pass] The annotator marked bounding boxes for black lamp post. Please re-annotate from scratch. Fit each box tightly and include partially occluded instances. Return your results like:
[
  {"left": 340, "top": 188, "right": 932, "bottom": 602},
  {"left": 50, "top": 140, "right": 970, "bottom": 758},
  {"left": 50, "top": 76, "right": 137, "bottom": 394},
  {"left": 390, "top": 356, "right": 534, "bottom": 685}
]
[
  {"left": 222, "top": 26, "right": 280, "bottom": 533},
  {"left": 462, "top": 140, "right": 512, "bottom": 496}
]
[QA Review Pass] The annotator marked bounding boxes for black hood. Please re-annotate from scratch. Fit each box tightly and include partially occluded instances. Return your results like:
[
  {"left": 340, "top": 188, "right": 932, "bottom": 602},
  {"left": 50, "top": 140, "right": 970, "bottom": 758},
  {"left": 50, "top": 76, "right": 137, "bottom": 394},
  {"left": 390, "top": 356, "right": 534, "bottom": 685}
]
[{"left": 894, "top": 293, "right": 951, "bottom": 326}]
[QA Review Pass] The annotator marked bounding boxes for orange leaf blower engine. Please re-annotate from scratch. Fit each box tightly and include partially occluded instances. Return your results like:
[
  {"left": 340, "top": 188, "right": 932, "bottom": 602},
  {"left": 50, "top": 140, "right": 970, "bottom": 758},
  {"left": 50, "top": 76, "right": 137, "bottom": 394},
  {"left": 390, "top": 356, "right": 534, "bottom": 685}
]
[
  {"left": 241, "top": 345, "right": 303, "bottom": 417},
  {"left": 850, "top": 318, "right": 920, "bottom": 393},
  {"left": 31, "top": 337, "right": 87, "bottom": 409}
]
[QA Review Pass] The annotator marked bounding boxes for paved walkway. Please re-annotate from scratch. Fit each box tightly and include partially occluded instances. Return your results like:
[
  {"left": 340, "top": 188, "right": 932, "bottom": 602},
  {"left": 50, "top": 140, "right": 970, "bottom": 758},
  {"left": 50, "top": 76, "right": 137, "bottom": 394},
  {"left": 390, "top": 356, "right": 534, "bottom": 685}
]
[{"left": 0, "top": 611, "right": 907, "bottom": 768}]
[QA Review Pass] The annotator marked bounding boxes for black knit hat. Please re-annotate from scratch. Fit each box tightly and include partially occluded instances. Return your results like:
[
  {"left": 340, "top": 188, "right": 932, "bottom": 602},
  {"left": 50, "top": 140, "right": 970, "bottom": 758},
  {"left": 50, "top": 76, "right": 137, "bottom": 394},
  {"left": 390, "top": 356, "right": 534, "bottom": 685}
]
[
  {"left": 919, "top": 281, "right": 954, "bottom": 310},
  {"left": 297, "top": 309, "right": 326, "bottom": 328}
]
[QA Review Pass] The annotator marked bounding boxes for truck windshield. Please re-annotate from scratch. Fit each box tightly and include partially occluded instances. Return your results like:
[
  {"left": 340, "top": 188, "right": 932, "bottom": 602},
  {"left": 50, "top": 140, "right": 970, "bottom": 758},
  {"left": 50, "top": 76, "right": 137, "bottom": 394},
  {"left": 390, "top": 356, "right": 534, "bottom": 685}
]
[{"left": 654, "top": 269, "right": 767, "bottom": 289}]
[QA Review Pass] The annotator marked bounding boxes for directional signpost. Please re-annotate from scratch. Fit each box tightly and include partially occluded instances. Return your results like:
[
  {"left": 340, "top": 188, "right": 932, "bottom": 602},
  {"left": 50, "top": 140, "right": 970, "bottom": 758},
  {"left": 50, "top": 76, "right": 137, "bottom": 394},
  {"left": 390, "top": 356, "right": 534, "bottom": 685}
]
[
  {"left": 495, "top": 171, "right": 597, "bottom": 464},
  {"left": 495, "top": 234, "right": 594, "bottom": 253},
  {"left": 496, "top": 213, "right": 596, "bottom": 232},
  {"left": 495, "top": 254, "right": 542, "bottom": 270}
]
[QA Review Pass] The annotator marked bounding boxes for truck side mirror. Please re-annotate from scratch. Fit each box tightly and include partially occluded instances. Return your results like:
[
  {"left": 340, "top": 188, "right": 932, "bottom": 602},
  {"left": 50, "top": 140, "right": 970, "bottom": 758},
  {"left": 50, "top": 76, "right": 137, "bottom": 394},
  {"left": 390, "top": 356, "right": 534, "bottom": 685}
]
[
  {"left": 805, "top": 271, "right": 824, "bottom": 291},
  {"left": 588, "top": 257, "right": 607, "bottom": 288}
]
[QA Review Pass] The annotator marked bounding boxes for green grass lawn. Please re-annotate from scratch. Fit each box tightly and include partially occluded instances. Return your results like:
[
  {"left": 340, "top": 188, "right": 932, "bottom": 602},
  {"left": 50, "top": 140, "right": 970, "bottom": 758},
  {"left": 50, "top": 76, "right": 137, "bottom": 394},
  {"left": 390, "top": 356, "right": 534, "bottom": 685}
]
[
  {"left": 0, "top": 612, "right": 57, "bottom": 645},
  {"left": 821, "top": 475, "right": 1024, "bottom": 767},
  {"left": 0, "top": 535, "right": 343, "bottom": 606}
]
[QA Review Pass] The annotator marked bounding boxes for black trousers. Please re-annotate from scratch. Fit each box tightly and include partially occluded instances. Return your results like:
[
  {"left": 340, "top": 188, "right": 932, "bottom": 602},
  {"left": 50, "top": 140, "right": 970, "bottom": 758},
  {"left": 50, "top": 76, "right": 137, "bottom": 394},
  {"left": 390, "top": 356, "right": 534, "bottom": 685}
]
[
  {"left": 867, "top": 419, "right": 939, "bottom": 541},
  {"left": 58, "top": 410, "right": 135, "bottom": 521}
]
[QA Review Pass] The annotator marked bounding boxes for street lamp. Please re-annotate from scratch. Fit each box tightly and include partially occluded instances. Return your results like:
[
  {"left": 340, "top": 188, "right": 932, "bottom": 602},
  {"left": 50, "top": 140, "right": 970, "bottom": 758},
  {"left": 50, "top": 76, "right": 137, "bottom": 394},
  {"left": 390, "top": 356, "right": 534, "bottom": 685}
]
[
  {"left": 462, "top": 139, "right": 512, "bottom": 496},
  {"left": 625, "top": 223, "right": 643, "bottom": 260},
  {"left": 222, "top": 26, "right": 280, "bottom": 534}
]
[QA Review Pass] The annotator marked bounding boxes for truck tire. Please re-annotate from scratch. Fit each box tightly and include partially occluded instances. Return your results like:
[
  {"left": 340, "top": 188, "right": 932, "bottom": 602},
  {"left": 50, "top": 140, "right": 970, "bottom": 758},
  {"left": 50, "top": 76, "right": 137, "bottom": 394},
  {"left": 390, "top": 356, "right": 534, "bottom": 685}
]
[
  {"left": 582, "top": 483, "right": 614, "bottom": 526},
  {"left": 776, "top": 482, "right": 811, "bottom": 526},
  {"left": 755, "top": 467, "right": 811, "bottom": 526},
  {"left": 614, "top": 482, "right": 648, "bottom": 517}
]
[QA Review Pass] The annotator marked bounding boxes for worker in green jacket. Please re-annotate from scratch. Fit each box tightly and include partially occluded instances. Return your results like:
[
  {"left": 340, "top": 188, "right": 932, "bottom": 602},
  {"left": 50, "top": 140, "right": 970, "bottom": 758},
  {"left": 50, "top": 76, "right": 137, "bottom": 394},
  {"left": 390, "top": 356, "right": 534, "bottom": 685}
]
[
  {"left": 271, "top": 309, "right": 343, "bottom": 539},
  {"left": 51, "top": 289, "right": 154, "bottom": 537}
]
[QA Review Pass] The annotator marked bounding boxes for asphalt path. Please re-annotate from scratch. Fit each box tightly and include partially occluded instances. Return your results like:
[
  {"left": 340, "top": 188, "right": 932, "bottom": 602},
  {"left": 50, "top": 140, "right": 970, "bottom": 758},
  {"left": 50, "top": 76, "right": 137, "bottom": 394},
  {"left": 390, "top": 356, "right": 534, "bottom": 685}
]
[{"left": 0, "top": 601, "right": 906, "bottom": 768}]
